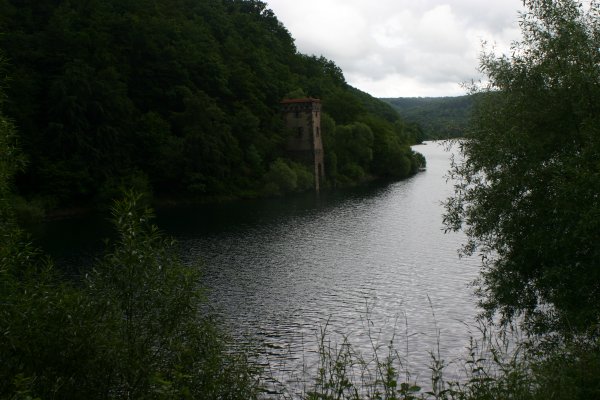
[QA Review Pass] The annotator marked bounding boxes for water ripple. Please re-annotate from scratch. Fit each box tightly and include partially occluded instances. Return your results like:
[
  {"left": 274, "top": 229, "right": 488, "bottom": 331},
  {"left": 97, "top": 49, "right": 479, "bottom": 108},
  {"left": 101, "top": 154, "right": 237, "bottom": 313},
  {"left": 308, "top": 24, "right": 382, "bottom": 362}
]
[{"left": 174, "top": 141, "right": 480, "bottom": 387}]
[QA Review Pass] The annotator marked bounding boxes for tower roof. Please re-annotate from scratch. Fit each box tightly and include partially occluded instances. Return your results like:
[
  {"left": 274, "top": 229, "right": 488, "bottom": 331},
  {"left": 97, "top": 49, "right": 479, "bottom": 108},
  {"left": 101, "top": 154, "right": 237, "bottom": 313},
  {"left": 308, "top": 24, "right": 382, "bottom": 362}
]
[{"left": 280, "top": 97, "right": 321, "bottom": 104}]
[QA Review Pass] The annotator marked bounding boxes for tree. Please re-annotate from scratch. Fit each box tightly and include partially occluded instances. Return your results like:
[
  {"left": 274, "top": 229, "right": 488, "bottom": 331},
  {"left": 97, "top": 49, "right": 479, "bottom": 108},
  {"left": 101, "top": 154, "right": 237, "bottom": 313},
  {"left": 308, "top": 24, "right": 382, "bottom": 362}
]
[
  {"left": 444, "top": 0, "right": 600, "bottom": 336},
  {"left": 2, "top": 0, "right": 424, "bottom": 208},
  {"left": 0, "top": 54, "right": 259, "bottom": 398},
  {"left": 263, "top": 158, "right": 298, "bottom": 195},
  {"left": 335, "top": 122, "right": 374, "bottom": 171}
]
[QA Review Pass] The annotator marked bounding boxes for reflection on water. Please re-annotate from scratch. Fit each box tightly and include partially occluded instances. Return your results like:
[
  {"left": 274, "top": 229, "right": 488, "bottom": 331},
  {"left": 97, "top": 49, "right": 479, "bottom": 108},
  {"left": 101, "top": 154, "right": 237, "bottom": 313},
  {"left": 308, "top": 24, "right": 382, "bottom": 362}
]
[
  {"left": 157, "top": 141, "right": 479, "bottom": 388},
  {"left": 34, "top": 141, "right": 479, "bottom": 392}
]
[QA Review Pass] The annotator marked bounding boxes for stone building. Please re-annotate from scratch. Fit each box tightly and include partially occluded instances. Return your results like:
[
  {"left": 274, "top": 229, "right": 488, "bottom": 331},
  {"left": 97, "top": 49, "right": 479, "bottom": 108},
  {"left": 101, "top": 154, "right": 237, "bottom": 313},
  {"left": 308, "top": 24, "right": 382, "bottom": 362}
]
[{"left": 281, "top": 97, "right": 325, "bottom": 192}]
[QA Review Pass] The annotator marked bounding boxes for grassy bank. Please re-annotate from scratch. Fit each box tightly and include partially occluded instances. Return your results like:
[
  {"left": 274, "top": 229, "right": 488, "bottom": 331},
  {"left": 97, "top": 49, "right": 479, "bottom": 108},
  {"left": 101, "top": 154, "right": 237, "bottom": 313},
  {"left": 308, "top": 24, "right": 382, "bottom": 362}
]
[{"left": 273, "top": 318, "right": 600, "bottom": 400}]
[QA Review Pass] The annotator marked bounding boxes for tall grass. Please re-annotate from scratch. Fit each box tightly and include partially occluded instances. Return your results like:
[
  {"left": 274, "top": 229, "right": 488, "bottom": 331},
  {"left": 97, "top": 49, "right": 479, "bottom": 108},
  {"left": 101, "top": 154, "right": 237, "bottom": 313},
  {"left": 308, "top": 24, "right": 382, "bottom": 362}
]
[
  {"left": 268, "top": 315, "right": 421, "bottom": 400},
  {"left": 261, "top": 309, "right": 600, "bottom": 400}
]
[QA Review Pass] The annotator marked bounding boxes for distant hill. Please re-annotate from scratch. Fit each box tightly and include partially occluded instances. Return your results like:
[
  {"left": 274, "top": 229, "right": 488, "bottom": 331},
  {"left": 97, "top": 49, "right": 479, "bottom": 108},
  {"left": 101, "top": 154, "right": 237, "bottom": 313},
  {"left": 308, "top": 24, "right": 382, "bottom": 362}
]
[{"left": 382, "top": 95, "right": 475, "bottom": 139}]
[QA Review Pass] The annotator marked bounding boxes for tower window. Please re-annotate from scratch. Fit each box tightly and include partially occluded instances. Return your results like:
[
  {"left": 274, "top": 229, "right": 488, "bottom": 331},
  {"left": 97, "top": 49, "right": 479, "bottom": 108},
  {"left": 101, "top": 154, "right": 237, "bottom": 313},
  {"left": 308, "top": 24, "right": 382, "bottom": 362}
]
[{"left": 297, "top": 127, "right": 303, "bottom": 138}]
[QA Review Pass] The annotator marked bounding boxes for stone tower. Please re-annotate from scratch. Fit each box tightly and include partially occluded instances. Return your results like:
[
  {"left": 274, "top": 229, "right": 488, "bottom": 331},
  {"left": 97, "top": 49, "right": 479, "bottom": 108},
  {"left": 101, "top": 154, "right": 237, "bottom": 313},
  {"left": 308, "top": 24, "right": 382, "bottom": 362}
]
[{"left": 281, "top": 98, "right": 325, "bottom": 192}]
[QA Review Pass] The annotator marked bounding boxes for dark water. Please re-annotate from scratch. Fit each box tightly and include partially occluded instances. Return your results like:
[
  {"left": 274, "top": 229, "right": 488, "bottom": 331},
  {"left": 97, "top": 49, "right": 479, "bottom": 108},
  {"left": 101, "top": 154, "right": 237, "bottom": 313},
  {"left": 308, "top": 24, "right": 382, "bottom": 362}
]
[
  {"left": 34, "top": 141, "right": 479, "bottom": 390},
  {"left": 158, "top": 141, "right": 479, "bottom": 387}
]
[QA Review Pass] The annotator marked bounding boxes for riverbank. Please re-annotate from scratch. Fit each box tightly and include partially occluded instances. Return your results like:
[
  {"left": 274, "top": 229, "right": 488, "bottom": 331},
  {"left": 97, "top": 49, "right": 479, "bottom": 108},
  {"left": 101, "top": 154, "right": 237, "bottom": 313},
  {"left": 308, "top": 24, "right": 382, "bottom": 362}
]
[
  {"left": 7, "top": 143, "right": 600, "bottom": 399},
  {"left": 18, "top": 167, "right": 425, "bottom": 225}
]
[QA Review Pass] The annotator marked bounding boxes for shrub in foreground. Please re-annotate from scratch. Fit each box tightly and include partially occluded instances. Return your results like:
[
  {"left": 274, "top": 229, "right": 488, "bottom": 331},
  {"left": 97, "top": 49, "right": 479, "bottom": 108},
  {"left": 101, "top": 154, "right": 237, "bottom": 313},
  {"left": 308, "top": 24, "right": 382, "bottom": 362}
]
[{"left": 0, "top": 189, "right": 260, "bottom": 399}]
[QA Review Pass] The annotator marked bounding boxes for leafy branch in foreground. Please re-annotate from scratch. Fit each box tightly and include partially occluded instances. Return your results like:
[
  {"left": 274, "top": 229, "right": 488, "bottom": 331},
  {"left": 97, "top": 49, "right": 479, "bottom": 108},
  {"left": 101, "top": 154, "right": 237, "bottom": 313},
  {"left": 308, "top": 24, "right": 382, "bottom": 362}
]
[
  {"left": 0, "top": 107, "right": 259, "bottom": 398},
  {"left": 85, "top": 190, "right": 260, "bottom": 398},
  {"left": 444, "top": 0, "right": 600, "bottom": 337},
  {"left": 1, "top": 189, "right": 260, "bottom": 399}
]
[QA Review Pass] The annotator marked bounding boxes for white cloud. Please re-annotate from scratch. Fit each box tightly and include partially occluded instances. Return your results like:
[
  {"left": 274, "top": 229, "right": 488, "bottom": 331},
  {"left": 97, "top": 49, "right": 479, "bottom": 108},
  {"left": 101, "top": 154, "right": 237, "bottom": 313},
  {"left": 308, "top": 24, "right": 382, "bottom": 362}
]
[
  {"left": 265, "top": 0, "right": 524, "bottom": 97},
  {"left": 282, "top": 0, "right": 371, "bottom": 60}
]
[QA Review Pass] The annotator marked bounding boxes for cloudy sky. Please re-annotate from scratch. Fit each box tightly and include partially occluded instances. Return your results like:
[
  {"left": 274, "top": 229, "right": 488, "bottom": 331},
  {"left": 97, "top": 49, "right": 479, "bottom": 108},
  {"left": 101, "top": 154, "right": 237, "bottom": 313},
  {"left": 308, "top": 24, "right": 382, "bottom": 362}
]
[{"left": 265, "top": 0, "right": 525, "bottom": 98}]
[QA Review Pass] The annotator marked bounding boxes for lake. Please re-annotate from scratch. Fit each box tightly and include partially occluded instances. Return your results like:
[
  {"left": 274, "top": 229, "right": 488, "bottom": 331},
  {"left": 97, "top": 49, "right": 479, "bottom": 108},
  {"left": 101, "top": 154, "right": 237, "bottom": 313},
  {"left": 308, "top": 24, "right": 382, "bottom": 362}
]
[{"left": 34, "top": 140, "right": 480, "bottom": 393}]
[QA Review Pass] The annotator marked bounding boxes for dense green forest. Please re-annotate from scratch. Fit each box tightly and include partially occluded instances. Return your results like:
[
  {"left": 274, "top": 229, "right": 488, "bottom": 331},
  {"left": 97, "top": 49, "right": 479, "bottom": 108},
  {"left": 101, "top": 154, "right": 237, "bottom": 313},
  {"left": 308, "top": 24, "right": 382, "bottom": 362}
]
[
  {"left": 0, "top": 0, "right": 424, "bottom": 215},
  {"left": 382, "top": 95, "right": 474, "bottom": 140},
  {"left": 2, "top": 0, "right": 600, "bottom": 398}
]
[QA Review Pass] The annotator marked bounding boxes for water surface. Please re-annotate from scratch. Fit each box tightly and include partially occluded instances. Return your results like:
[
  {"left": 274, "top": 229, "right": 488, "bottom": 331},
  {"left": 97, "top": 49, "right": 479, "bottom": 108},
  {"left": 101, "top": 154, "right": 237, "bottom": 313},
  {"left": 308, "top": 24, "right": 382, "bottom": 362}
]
[
  {"left": 35, "top": 141, "right": 479, "bottom": 390},
  {"left": 156, "top": 141, "right": 479, "bottom": 386}
]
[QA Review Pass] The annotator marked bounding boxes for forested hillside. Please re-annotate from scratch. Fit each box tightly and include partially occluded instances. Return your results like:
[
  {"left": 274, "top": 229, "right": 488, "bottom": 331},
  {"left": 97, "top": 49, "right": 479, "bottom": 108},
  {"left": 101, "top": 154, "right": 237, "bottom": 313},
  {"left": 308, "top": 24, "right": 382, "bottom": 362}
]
[
  {"left": 383, "top": 95, "right": 474, "bottom": 139},
  {"left": 0, "top": 0, "right": 424, "bottom": 213}
]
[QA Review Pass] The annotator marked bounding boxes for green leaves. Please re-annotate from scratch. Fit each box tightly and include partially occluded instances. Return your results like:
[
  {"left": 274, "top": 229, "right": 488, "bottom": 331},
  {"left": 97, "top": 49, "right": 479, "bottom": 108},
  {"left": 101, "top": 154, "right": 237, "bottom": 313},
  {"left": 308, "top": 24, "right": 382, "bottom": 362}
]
[
  {"left": 445, "top": 0, "right": 600, "bottom": 336},
  {"left": 0, "top": 188, "right": 261, "bottom": 398},
  {"left": 1, "top": 103, "right": 258, "bottom": 397},
  {"left": 1, "top": 0, "right": 425, "bottom": 206}
]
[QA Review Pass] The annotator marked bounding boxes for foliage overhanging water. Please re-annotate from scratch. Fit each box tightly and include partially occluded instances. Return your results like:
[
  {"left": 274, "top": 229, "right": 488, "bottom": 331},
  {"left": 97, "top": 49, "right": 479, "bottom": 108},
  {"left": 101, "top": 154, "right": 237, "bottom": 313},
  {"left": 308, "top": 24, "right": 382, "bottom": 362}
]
[
  {"left": 158, "top": 141, "right": 479, "bottom": 386},
  {"left": 35, "top": 141, "right": 479, "bottom": 393}
]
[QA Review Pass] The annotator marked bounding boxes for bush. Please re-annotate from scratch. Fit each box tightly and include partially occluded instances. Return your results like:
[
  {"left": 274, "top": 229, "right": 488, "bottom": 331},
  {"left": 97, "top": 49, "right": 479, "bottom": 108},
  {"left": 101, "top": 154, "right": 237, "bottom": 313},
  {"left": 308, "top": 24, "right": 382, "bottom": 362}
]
[
  {"left": 411, "top": 151, "right": 426, "bottom": 173},
  {"left": 4, "top": 52, "right": 263, "bottom": 400},
  {"left": 341, "top": 163, "right": 366, "bottom": 181},
  {"left": 96, "top": 169, "right": 153, "bottom": 209},
  {"left": 289, "top": 161, "right": 315, "bottom": 192},
  {"left": 0, "top": 191, "right": 260, "bottom": 399},
  {"left": 86, "top": 191, "right": 260, "bottom": 398},
  {"left": 263, "top": 158, "right": 298, "bottom": 195},
  {"left": 10, "top": 195, "right": 46, "bottom": 224}
]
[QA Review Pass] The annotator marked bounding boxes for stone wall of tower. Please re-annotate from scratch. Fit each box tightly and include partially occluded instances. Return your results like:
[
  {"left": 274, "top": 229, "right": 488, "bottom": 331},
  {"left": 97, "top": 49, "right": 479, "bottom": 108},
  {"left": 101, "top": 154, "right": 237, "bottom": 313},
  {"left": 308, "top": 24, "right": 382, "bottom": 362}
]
[{"left": 281, "top": 98, "right": 325, "bottom": 192}]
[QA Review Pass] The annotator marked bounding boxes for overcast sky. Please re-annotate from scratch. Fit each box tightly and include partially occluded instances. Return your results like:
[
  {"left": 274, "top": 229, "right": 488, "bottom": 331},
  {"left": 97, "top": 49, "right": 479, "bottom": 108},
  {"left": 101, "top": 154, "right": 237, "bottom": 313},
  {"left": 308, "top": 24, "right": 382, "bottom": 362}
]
[{"left": 265, "top": 0, "right": 525, "bottom": 98}]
